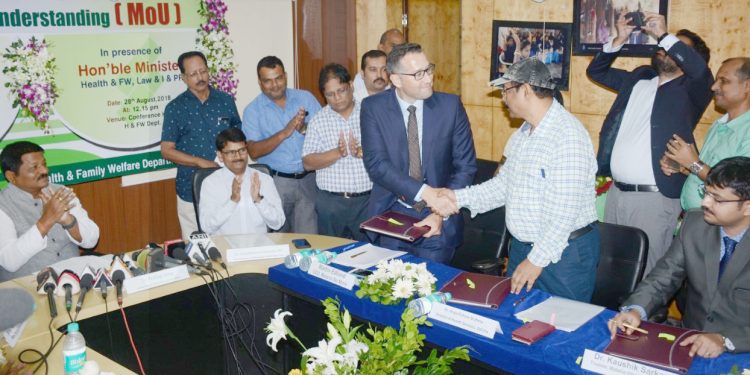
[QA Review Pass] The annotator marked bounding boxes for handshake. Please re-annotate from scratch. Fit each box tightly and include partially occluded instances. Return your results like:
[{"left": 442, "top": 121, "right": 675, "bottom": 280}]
[{"left": 421, "top": 186, "right": 459, "bottom": 217}]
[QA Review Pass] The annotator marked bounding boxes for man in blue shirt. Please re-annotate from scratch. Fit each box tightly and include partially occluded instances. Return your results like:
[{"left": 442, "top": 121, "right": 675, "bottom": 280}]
[
  {"left": 161, "top": 51, "right": 241, "bottom": 240},
  {"left": 242, "top": 56, "right": 321, "bottom": 234}
]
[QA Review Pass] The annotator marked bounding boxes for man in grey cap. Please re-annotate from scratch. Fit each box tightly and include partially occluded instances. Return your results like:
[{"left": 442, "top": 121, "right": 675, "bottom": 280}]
[{"left": 431, "top": 58, "right": 600, "bottom": 302}]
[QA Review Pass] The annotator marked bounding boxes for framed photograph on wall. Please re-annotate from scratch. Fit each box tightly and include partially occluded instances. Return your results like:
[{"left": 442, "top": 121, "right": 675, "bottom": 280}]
[
  {"left": 490, "top": 20, "right": 572, "bottom": 91},
  {"left": 573, "top": 0, "right": 669, "bottom": 56}
]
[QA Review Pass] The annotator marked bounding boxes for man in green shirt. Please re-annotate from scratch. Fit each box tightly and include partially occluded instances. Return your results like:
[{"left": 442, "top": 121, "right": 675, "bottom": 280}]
[{"left": 661, "top": 57, "right": 750, "bottom": 209}]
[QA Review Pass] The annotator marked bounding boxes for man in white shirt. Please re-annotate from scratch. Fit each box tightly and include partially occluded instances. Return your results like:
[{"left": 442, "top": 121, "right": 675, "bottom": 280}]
[
  {"left": 303, "top": 64, "right": 372, "bottom": 241},
  {"left": 353, "top": 50, "right": 390, "bottom": 102},
  {"left": 353, "top": 29, "right": 404, "bottom": 100},
  {"left": 0, "top": 141, "right": 100, "bottom": 282},
  {"left": 199, "top": 128, "right": 285, "bottom": 235}
]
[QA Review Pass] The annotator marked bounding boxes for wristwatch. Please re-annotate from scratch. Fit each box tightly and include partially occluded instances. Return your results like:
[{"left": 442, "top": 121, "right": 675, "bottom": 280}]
[
  {"left": 688, "top": 160, "right": 706, "bottom": 175},
  {"left": 722, "top": 335, "right": 736, "bottom": 352}
]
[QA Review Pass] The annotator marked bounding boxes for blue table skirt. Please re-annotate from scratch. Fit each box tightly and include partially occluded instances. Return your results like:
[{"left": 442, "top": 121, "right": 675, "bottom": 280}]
[{"left": 268, "top": 253, "right": 749, "bottom": 374}]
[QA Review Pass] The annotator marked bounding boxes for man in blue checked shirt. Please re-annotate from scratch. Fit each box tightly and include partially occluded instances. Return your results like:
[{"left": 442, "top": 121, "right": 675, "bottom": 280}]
[{"left": 432, "top": 58, "right": 600, "bottom": 302}]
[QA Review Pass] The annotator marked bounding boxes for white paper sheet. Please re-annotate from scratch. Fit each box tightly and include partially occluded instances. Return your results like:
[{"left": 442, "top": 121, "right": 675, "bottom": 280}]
[
  {"left": 331, "top": 243, "right": 406, "bottom": 269},
  {"left": 224, "top": 234, "right": 276, "bottom": 250},
  {"left": 514, "top": 296, "right": 604, "bottom": 332}
]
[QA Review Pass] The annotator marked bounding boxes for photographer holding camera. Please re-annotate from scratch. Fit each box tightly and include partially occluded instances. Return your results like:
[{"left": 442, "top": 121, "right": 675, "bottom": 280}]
[{"left": 587, "top": 11, "right": 714, "bottom": 277}]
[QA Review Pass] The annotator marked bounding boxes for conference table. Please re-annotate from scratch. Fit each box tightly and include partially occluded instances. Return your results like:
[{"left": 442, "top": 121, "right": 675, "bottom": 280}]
[{"left": 3, "top": 233, "right": 749, "bottom": 374}]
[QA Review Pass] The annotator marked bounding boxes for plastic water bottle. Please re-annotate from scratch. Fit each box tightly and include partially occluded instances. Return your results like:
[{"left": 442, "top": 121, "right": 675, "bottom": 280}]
[
  {"left": 299, "top": 251, "right": 336, "bottom": 272},
  {"left": 408, "top": 292, "right": 452, "bottom": 317},
  {"left": 284, "top": 249, "right": 321, "bottom": 268},
  {"left": 63, "top": 322, "right": 86, "bottom": 374}
]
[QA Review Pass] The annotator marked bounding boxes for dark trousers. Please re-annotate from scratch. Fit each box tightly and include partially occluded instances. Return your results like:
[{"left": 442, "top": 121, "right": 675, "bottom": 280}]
[
  {"left": 315, "top": 190, "right": 369, "bottom": 242},
  {"left": 507, "top": 225, "right": 600, "bottom": 302},
  {"left": 375, "top": 203, "right": 456, "bottom": 264}
]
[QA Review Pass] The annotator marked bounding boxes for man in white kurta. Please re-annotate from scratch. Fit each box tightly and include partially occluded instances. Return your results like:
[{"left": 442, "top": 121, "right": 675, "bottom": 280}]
[{"left": 199, "top": 128, "right": 285, "bottom": 235}]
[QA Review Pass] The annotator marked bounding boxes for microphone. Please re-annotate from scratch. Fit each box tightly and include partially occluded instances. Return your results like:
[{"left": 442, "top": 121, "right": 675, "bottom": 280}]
[
  {"left": 189, "top": 231, "right": 214, "bottom": 269},
  {"left": 121, "top": 253, "right": 145, "bottom": 276},
  {"left": 76, "top": 265, "right": 97, "bottom": 313},
  {"left": 94, "top": 269, "right": 113, "bottom": 300},
  {"left": 170, "top": 247, "right": 209, "bottom": 276},
  {"left": 56, "top": 269, "right": 81, "bottom": 313},
  {"left": 109, "top": 257, "right": 132, "bottom": 305},
  {"left": 36, "top": 267, "right": 59, "bottom": 318},
  {"left": 186, "top": 242, "right": 211, "bottom": 269},
  {"left": 208, "top": 247, "right": 227, "bottom": 270},
  {"left": 0, "top": 288, "right": 35, "bottom": 332}
]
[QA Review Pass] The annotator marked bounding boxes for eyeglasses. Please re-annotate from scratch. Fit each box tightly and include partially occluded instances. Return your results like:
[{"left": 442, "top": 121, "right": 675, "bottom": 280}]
[
  {"left": 221, "top": 148, "right": 248, "bottom": 157},
  {"left": 323, "top": 85, "right": 350, "bottom": 99},
  {"left": 395, "top": 63, "right": 436, "bottom": 81},
  {"left": 698, "top": 184, "right": 748, "bottom": 204},
  {"left": 185, "top": 69, "right": 208, "bottom": 79},
  {"left": 499, "top": 83, "right": 523, "bottom": 95}
]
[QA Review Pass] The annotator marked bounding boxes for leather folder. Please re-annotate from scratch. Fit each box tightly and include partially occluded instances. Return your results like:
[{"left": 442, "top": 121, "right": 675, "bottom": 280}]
[
  {"left": 604, "top": 321, "right": 700, "bottom": 373},
  {"left": 511, "top": 320, "right": 556, "bottom": 345},
  {"left": 359, "top": 210, "right": 429, "bottom": 242},
  {"left": 439, "top": 272, "right": 511, "bottom": 309}
]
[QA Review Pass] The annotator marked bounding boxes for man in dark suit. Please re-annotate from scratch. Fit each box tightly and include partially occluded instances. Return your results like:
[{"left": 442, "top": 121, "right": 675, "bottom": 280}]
[
  {"left": 360, "top": 43, "right": 477, "bottom": 264},
  {"left": 609, "top": 157, "right": 750, "bottom": 357},
  {"left": 587, "top": 12, "right": 714, "bottom": 275}
]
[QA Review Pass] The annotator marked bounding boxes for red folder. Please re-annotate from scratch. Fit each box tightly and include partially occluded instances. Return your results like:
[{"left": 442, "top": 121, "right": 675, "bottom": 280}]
[
  {"left": 438, "top": 272, "right": 511, "bottom": 309},
  {"left": 604, "top": 321, "right": 700, "bottom": 373},
  {"left": 512, "top": 320, "right": 556, "bottom": 345},
  {"left": 359, "top": 211, "right": 429, "bottom": 242}
]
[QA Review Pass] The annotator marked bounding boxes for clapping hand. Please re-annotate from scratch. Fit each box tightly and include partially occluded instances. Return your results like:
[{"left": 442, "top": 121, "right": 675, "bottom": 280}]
[
  {"left": 348, "top": 130, "right": 363, "bottom": 158},
  {"left": 250, "top": 172, "right": 263, "bottom": 203},
  {"left": 230, "top": 175, "right": 242, "bottom": 202},
  {"left": 337, "top": 131, "right": 349, "bottom": 157},
  {"left": 285, "top": 107, "right": 307, "bottom": 137},
  {"left": 39, "top": 187, "right": 76, "bottom": 225}
]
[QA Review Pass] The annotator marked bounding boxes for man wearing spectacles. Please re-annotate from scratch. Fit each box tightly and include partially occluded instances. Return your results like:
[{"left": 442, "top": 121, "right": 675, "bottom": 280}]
[
  {"left": 431, "top": 58, "right": 600, "bottom": 302},
  {"left": 661, "top": 57, "right": 750, "bottom": 210},
  {"left": 199, "top": 128, "right": 284, "bottom": 235},
  {"left": 161, "top": 51, "right": 242, "bottom": 240},
  {"left": 360, "top": 43, "right": 477, "bottom": 264},
  {"left": 587, "top": 13, "right": 714, "bottom": 276},
  {"left": 610, "top": 156, "right": 750, "bottom": 357},
  {"left": 302, "top": 64, "right": 372, "bottom": 241}
]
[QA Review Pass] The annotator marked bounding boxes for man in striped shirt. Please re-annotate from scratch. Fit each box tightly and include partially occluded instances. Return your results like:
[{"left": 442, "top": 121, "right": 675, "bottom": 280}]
[
  {"left": 303, "top": 64, "right": 372, "bottom": 241},
  {"left": 434, "top": 58, "right": 600, "bottom": 302}
]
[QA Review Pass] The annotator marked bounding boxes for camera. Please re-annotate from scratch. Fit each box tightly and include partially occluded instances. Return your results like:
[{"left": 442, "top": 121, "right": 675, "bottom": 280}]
[{"left": 625, "top": 11, "right": 645, "bottom": 29}]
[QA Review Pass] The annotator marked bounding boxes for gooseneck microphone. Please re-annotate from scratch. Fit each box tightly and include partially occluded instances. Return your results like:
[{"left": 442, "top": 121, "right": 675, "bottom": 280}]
[
  {"left": 36, "top": 267, "right": 59, "bottom": 318},
  {"left": 76, "top": 266, "right": 97, "bottom": 313},
  {"left": 56, "top": 270, "right": 81, "bottom": 313},
  {"left": 111, "top": 270, "right": 125, "bottom": 306},
  {"left": 208, "top": 247, "right": 227, "bottom": 270}
]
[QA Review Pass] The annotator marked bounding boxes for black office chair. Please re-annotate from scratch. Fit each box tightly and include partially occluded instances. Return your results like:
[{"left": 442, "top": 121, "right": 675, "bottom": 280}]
[
  {"left": 591, "top": 222, "right": 649, "bottom": 310},
  {"left": 450, "top": 159, "right": 512, "bottom": 275},
  {"left": 191, "top": 163, "right": 271, "bottom": 232}
]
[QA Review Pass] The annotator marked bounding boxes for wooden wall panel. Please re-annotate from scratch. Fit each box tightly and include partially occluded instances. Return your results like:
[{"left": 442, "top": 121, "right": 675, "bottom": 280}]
[
  {"left": 72, "top": 177, "right": 181, "bottom": 254},
  {"left": 408, "top": 0, "right": 461, "bottom": 94},
  {"left": 460, "top": 0, "right": 494, "bottom": 107}
]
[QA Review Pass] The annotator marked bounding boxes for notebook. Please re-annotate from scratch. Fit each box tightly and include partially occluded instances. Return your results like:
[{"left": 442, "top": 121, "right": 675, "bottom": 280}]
[
  {"left": 439, "top": 272, "right": 511, "bottom": 309},
  {"left": 511, "top": 320, "right": 556, "bottom": 345},
  {"left": 359, "top": 210, "right": 430, "bottom": 242},
  {"left": 604, "top": 321, "right": 700, "bottom": 373}
]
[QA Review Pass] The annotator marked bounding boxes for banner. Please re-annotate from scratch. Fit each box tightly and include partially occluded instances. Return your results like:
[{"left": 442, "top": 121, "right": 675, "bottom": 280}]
[{"left": 0, "top": 1, "right": 206, "bottom": 185}]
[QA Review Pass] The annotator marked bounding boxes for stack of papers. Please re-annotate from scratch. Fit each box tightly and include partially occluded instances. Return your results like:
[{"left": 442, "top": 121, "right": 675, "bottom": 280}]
[
  {"left": 514, "top": 296, "right": 604, "bottom": 332},
  {"left": 332, "top": 243, "right": 406, "bottom": 269}
]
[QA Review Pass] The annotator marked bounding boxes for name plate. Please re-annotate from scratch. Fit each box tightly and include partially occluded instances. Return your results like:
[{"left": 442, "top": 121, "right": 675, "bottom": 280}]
[
  {"left": 581, "top": 349, "right": 675, "bottom": 375},
  {"left": 428, "top": 302, "right": 502, "bottom": 339},
  {"left": 307, "top": 262, "right": 357, "bottom": 290},
  {"left": 2, "top": 319, "right": 27, "bottom": 347},
  {"left": 123, "top": 265, "right": 190, "bottom": 294},
  {"left": 226, "top": 245, "right": 290, "bottom": 263}
]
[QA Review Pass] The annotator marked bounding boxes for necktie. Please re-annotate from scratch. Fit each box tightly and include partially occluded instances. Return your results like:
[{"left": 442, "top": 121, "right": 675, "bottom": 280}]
[
  {"left": 407, "top": 105, "right": 422, "bottom": 181},
  {"left": 718, "top": 236, "right": 738, "bottom": 281}
]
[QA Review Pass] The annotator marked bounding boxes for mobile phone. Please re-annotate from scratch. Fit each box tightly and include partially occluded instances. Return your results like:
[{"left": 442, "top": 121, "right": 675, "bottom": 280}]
[{"left": 292, "top": 238, "right": 311, "bottom": 249}]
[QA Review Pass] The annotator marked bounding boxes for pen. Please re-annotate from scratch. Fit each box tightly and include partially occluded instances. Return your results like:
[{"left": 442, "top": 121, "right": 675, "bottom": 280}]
[
  {"left": 608, "top": 319, "right": 649, "bottom": 334},
  {"left": 350, "top": 251, "right": 367, "bottom": 258}
]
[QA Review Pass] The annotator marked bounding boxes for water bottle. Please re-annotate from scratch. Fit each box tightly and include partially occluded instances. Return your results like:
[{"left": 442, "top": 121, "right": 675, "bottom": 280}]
[
  {"left": 408, "top": 292, "right": 452, "bottom": 317},
  {"left": 284, "top": 249, "right": 321, "bottom": 268},
  {"left": 299, "top": 251, "right": 336, "bottom": 272},
  {"left": 63, "top": 322, "right": 86, "bottom": 374}
]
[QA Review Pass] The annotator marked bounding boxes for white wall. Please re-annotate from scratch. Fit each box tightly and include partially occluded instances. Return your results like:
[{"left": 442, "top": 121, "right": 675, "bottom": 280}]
[{"left": 225, "top": 0, "right": 295, "bottom": 112}]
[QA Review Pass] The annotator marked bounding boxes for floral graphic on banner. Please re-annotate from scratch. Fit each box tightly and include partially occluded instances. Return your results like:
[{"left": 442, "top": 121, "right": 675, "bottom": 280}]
[
  {"left": 2, "top": 37, "right": 58, "bottom": 134},
  {"left": 197, "top": 0, "right": 238, "bottom": 98}
]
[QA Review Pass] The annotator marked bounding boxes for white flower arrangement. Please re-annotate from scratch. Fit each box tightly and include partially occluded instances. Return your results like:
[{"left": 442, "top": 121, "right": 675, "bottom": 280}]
[
  {"left": 355, "top": 259, "right": 437, "bottom": 305},
  {"left": 2, "top": 36, "right": 58, "bottom": 133}
]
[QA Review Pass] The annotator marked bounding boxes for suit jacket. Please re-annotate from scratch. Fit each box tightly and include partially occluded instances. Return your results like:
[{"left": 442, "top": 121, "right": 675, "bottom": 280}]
[
  {"left": 360, "top": 88, "right": 477, "bottom": 247},
  {"left": 623, "top": 209, "right": 750, "bottom": 352},
  {"left": 587, "top": 40, "right": 713, "bottom": 198}
]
